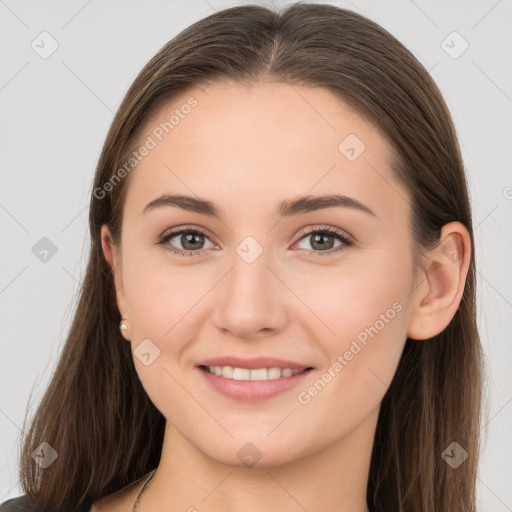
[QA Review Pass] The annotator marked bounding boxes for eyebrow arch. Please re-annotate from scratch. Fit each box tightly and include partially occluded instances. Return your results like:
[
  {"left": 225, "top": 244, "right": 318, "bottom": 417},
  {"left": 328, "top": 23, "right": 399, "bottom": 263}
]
[{"left": 142, "top": 194, "right": 376, "bottom": 218}]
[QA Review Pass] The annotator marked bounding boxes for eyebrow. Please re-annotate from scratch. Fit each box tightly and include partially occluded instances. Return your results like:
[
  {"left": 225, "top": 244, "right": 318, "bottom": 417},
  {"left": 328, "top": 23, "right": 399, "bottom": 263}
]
[{"left": 142, "top": 194, "right": 376, "bottom": 218}]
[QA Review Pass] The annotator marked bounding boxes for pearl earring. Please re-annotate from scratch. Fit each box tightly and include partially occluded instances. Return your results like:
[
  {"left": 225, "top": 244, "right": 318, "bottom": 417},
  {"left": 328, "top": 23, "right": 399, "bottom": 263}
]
[{"left": 119, "top": 319, "right": 128, "bottom": 331}]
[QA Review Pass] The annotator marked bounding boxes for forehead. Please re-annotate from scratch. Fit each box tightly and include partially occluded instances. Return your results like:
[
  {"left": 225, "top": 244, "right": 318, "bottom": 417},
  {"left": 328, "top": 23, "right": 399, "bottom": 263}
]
[{"left": 123, "top": 80, "right": 408, "bottom": 223}]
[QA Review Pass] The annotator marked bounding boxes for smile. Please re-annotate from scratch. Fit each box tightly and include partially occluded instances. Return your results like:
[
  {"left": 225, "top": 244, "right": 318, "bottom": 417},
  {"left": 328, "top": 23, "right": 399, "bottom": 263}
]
[
  {"left": 200, "top": 365, "right": 310, "bottom": 380},
  {"left": 197, "top": 365, "right": 314, "bottom": 401}
]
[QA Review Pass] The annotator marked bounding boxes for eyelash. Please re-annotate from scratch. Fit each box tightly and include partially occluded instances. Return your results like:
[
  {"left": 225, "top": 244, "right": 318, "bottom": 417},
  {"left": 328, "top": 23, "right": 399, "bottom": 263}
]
[{"left": 156, "top": 225, "right": 354, "bottom": 258}]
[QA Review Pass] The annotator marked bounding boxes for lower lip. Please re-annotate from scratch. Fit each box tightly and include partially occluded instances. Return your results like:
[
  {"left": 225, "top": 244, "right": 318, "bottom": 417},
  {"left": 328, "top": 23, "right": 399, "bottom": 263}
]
[{"left": 197, "top": 366, "right": 313, "bottom": 402}]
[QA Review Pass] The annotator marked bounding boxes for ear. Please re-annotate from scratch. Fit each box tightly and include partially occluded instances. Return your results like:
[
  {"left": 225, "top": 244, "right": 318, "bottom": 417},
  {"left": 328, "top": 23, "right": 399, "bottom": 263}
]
[
  {"left": 100, "top": 224, "right": 128, "bottom": 321},
  {"left": 407, "top": 221, "right": 471, "bottom": 341}
]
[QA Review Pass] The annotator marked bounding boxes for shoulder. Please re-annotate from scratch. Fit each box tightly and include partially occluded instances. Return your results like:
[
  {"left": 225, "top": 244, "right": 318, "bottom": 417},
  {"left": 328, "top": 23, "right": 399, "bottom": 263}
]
[
  {"left": 0, "top": 473, "right": 149, "bottom": 512},
  {"left": 0, "top": 496, "right": 34, "bottom": 512},
  {"left": 0, "top": 495, "right": 93, "bottom": 512}
]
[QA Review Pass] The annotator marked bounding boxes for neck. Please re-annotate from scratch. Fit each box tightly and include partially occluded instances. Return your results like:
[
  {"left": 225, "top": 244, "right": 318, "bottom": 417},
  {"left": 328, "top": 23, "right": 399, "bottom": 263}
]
[{"left": 140, "top": 408, "right": 378, "bottom": 512}]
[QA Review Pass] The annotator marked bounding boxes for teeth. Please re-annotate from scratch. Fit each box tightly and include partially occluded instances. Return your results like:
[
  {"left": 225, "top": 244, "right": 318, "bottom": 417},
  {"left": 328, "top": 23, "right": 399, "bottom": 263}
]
[
  {"left": 205, "top": 365, "right": 304, "bottom": 380},
  {"left": 233, "top": 367, "right": 250, "bottom": 380},
  {"left": 267, "top": 367, "right": 281, "bottom": 379}
]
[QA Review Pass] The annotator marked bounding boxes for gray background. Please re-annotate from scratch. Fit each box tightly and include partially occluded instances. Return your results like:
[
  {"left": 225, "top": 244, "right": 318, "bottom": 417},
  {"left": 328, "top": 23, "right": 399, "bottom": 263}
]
[{"left": 1, "top": 0, "right": 511, "bottom": 509}]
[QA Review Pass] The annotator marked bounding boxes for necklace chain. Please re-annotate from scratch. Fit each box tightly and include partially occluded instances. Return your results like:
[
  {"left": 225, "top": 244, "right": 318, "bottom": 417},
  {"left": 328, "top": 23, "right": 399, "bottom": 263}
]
[{"left": 131, "top": 469, "right": 157, "bottom": 512}]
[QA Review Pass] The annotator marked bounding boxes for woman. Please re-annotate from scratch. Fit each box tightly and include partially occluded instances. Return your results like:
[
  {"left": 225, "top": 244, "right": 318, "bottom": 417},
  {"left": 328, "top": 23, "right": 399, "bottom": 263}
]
[{"left": 1, "top": 3, "right": 484, "bottom": 512}]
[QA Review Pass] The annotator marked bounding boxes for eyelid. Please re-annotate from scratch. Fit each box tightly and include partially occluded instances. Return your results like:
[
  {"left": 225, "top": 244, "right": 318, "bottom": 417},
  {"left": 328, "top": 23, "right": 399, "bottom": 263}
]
[
  {"left": 158, "top": 224, "right": 216, "bottom": 242},
  {"left": 295, "top": 225, "right": 355, "bottom": 244}
]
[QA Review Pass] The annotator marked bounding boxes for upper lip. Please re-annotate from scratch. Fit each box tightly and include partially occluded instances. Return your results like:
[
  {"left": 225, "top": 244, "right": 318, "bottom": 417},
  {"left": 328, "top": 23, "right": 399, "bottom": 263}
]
[{"left": 197, "top": 356, "right": 314, "bottom": 370}]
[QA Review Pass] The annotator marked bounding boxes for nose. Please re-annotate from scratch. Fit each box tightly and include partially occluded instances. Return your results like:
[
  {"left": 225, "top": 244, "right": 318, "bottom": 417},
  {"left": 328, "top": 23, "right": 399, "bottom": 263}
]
[{"left": 211, "top": 248, "right": 289, "bottom": 340}]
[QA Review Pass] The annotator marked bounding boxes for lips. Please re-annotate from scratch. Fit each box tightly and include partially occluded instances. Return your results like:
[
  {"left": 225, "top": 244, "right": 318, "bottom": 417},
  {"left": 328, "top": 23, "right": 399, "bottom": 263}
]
[
  {"left": 197, "top": 363, "right": 314, "bottom": 401},
  {"left": 196, "top": 356, "right": 313, "bottom": 371}
]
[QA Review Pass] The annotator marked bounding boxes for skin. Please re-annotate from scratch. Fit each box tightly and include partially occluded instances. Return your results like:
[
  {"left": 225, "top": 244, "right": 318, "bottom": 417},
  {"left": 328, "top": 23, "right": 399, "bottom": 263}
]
[{"left": 96, "top": 80, "right": 471, "bottom": 512}]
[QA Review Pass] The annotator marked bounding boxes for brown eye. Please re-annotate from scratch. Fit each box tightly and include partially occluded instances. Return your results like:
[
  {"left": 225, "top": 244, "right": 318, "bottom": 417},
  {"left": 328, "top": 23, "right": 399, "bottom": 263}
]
[
  {"left": 294, "top": 227, "right": 353, "bottom": 256},
  {"left": 158, "top": 228, "right": 215, "bottom": 256},
  {"left": 175, "top": 231, "right": 206, "bottom": 250}
]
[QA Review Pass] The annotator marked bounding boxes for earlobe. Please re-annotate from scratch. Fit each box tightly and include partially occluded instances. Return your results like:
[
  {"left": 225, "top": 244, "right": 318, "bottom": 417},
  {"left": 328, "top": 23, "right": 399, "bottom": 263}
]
[{"left": 407, "top": 222, "right": 471, "bottom": 341}]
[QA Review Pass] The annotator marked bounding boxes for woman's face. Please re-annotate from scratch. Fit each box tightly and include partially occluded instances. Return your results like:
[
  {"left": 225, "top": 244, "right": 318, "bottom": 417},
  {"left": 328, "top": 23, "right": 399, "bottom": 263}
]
[{"left": 102, "top": 80, "right": 421, "bottom": 467}]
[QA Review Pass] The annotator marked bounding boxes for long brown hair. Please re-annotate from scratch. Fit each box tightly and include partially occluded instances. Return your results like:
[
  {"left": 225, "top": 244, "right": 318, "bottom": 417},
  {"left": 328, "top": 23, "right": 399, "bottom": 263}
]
[{"left": 18, "top": 3, "right": 485, "bottom": 511}]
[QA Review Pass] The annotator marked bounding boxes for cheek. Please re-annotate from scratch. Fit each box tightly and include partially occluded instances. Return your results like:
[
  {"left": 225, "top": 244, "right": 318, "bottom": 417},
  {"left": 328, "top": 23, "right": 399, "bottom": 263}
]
[
  {"left": 297, "top": 271, "right": 407, "bottom": 404},
  {"left": 288, "top": 277, "right": 409, "bottom": 457},
  {"left": 289, "top": 249, "right": 411, "bottom": 403},
  {"left": 123, "top": 249, "right": 211, "bottom": 337},
  {"left": 289, "top": 245, "right": 411, "bottom": 344},
  {"left": 121, "top": 257, "right": 207, "bottom": 420}
]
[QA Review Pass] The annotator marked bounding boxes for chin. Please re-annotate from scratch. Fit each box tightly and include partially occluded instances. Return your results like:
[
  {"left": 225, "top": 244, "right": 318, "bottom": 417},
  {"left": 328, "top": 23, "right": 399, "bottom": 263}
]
[{"left": 193, "top": 432, "right": 308, "bottom": 470}]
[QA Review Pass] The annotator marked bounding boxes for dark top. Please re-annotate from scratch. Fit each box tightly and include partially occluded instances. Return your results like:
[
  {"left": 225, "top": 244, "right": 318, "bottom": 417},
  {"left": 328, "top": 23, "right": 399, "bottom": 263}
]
[{"left": 0, "top": 495, "right": 93, "bottom": 512}]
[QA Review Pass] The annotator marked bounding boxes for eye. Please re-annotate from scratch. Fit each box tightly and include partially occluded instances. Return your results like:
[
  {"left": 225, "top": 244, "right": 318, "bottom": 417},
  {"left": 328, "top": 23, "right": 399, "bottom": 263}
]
[
  {"left": 293, "top": 226, "right": 353, "bottom": 256},
  {"left": 157, "top": 226, "right": 216, "bottom": 256},
  {"left": 156, "top": 225, "right": 353, "bottom": 257}
]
